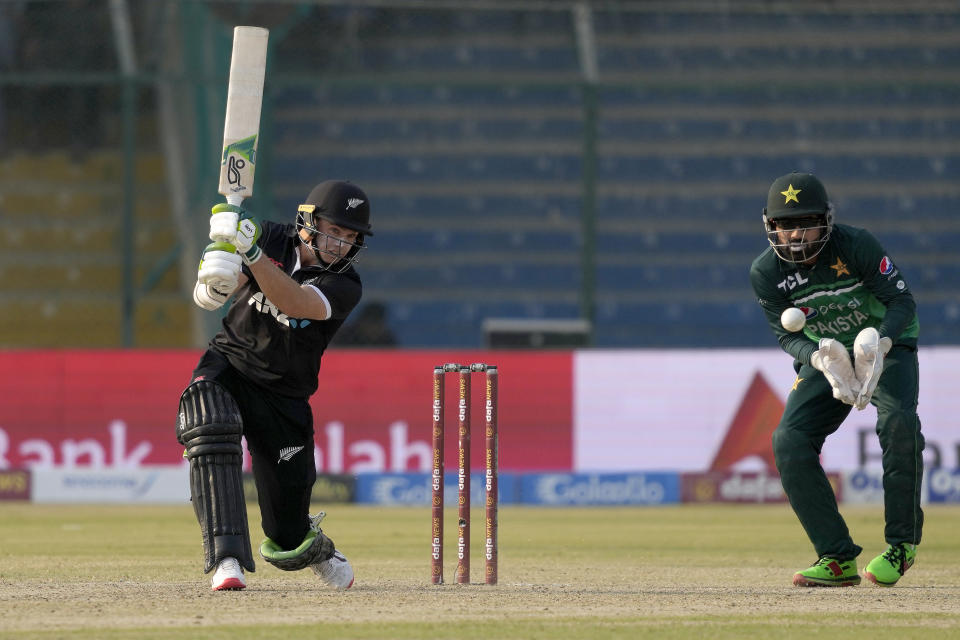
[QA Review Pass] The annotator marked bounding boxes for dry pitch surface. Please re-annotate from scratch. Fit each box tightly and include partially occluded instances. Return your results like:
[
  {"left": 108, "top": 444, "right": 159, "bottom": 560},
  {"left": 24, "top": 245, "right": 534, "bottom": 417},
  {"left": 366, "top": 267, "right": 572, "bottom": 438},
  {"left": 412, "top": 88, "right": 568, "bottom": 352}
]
[{"left": 1, "top": 503, "right": 959, "bottom": 639}]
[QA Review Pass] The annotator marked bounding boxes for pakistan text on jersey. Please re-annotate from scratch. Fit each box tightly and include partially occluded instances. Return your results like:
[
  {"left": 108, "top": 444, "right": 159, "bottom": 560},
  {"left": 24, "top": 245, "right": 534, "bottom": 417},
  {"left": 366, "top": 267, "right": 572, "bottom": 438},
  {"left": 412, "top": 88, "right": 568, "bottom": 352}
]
[{"left": 808, "top": 309, "right": 870, "bottom": 336}]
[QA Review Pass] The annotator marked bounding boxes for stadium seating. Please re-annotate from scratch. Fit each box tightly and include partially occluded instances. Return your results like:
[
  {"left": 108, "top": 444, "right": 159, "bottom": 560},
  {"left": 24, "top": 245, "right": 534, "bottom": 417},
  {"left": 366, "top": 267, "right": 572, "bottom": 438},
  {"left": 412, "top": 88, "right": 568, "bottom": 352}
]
[
  {"left": 263, "top": 5, "right": 960, "bottom": 347},
  {"left": 0, "top": 151, "right": 192, "bottom": 348},
  {"left": 7, "top": 5, "right": 956, "bottom": 349}
]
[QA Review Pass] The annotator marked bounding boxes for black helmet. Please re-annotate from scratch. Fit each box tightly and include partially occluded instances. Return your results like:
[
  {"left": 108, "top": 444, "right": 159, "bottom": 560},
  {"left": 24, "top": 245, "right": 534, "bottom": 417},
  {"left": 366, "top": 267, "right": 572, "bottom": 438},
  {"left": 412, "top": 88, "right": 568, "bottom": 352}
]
[
  {"left": 298, "top": 180, "right": 373, "bottom": 236},
  {"left": 296, "top": 180, "right": 373, "bottom": 272},
  {"left": 762, "top": 172, "right": 833, "bottom": 263}
]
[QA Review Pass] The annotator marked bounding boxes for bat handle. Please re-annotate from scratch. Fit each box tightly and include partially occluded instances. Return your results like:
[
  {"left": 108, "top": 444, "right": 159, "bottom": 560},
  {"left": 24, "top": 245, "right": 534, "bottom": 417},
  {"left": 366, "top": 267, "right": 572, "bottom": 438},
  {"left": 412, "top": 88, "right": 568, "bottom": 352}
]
[{"left": 226, "top": 194, "right": 245, "bottom": 207}]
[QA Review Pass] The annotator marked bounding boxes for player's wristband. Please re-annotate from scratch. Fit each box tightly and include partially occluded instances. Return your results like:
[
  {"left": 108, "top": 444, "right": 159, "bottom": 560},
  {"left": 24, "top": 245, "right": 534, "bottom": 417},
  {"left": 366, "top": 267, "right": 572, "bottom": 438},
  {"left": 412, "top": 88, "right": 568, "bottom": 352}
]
[{"left": 241, "top": 245, "right": 262, "bottom": 265}]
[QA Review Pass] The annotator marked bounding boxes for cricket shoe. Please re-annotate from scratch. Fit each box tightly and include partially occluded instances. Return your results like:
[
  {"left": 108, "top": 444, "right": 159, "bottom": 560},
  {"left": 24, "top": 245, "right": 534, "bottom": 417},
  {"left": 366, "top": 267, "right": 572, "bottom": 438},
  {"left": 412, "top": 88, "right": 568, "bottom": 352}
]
[
  {"left": 863, "top": 543, "right": 916, "bottom": 587},
  {"left": 211, "top": 556, "right": 246, "bottom": 591},
  {"left": 793, "top": 556, "right": 861, "bottom": 587},
  {"left": 312, "top": 550, "right": 354, "bottom": 589},
  {"left": 307, "top": 511, "right": 354, "bottom": 589}
]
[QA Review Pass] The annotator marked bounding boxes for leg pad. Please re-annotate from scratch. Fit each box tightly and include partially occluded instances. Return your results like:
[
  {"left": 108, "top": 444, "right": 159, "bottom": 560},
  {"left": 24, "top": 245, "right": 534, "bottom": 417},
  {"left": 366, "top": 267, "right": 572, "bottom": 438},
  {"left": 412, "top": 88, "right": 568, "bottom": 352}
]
[{"left": 177, "top": 380, "right": 255, "bottom": 573}]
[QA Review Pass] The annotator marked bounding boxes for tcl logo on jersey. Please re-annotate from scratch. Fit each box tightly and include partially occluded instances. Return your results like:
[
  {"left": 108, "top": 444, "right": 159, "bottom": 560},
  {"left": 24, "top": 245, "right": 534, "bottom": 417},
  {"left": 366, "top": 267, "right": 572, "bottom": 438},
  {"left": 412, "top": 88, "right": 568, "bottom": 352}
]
[
  {"left": 776, "top": 272, "right": 809, "bottom": 293},
  {"left": 248, "top": 292, "right": 312, "bottom": 329}
]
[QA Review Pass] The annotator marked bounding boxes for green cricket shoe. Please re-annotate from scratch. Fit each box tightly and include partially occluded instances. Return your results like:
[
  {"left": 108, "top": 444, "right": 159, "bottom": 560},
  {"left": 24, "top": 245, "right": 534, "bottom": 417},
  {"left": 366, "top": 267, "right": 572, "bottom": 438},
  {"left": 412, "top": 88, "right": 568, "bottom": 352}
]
[
  {"left": 793, "top": 556, "right": 861, "bottom": 587},
  {"left": 863, "top": 543, "right": 916, "bottom": 587}
]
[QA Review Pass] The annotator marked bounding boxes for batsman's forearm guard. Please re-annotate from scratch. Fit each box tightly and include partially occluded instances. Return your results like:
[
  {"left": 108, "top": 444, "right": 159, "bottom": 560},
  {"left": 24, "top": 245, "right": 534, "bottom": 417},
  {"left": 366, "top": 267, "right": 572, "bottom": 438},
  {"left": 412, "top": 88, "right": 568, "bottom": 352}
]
[{"left": 177, "top": 380, "right": 255, "bottom": 573}]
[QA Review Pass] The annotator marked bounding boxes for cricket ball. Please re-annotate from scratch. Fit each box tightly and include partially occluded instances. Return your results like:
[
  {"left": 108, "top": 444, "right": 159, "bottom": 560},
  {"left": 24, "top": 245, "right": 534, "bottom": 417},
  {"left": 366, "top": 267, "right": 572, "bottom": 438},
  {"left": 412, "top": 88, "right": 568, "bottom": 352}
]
[{"left": 780, "top": 307, "right": 806, "bottom": 332}]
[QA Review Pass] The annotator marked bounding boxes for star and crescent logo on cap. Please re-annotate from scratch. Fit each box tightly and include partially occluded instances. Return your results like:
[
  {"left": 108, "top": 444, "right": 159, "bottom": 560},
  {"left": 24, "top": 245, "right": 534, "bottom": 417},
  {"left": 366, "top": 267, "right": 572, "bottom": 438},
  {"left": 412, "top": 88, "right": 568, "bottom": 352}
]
[{"left": 781, "top": 184, "right": 802, "bottom": 204}]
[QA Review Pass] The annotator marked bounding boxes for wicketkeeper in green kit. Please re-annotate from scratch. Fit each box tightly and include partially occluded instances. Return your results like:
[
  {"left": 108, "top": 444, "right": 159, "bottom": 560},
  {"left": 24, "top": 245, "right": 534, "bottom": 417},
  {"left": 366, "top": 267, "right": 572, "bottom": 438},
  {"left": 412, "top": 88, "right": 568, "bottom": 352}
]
[{"left": 749, "top": 172, "right": 923, "bottom": 587}]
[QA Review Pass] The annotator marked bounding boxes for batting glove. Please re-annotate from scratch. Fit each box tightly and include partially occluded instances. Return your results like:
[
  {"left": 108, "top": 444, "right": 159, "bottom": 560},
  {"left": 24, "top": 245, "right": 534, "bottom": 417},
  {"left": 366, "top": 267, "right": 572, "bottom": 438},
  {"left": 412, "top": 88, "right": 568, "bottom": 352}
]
[
  {"left": 209, "top": 203, "right": 263, "bottom": 264},
  {"left": 198, "top": 241, "right": 242, "bottom": 291}
]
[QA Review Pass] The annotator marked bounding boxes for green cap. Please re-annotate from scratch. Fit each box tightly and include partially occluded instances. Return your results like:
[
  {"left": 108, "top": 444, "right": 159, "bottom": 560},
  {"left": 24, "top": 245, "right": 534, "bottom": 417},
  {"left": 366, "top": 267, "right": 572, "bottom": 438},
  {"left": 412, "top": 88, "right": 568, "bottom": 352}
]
[{"left": 765, "top": 172, "right": 830, "bottom": 219}]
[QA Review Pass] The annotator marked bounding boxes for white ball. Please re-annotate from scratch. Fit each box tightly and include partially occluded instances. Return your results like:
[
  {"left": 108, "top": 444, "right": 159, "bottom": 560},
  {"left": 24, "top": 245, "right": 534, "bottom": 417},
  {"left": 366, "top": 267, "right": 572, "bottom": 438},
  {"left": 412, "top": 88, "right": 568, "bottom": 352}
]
[{"left": 780, "top": 307, "right": 807, "bottom": 332}]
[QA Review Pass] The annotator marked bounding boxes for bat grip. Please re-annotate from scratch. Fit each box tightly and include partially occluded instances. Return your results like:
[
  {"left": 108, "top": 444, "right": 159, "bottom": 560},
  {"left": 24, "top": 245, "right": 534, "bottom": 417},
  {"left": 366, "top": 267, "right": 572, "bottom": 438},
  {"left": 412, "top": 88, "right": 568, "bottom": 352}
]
[{"left": 226, "top": 195, "right": 244, "bottom": 207}]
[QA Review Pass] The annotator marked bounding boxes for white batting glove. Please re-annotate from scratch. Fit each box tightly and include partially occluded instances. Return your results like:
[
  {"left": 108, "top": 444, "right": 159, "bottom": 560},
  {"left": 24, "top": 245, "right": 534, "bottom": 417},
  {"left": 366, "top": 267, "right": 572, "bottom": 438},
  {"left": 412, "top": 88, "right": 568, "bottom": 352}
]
[
  {"left": 209, "top": 205, "right": 240, "bottom": 244},
  {"left": 852, "top": 327, "right": 893, "bottom": 410},
  {"left": 810, "top": 338, "right": 859, "bottom": 406},
  {"left": 193, "top": 281, "right": 230, "bottom": 310},
  {"left": 197, "top": 242, "right": 243, "bottom": 291},
  {"left": 209, "top": 203, "right": 263, "bottom": 264}
]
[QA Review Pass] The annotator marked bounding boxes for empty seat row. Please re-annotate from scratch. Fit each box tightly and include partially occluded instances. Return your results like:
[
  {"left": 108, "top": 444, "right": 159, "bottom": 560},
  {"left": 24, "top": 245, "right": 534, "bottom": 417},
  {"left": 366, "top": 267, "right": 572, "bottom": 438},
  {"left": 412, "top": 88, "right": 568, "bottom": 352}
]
[
  {"left": 591, "top": 11, "right": 960, "bottom": 32},
  {"left": 599, "top": 117, "right": 960, "bottom": 141},
  {"left": 276, "top": 117, "right": 582, "bottom": 143},
  {"left": 363, "top": 262, "right": 580, "bottom": 291},
  {"left": 270, "top": 84, "right": 584, "bottom": 109},
  {"left": 597, "top": 155, "right": 959, "bottom": 181},
  {"left": 597, "top": 194, "right": 958, "bottom": 221},
  {"left": 595, "top": 46, "right": 960, "bottom": 71},
  {"left": 273, "top": 154, "right": 582, "bottom": 183},
  {"left": 0, "top": 295, "right": 191, "bottom": 348},
  {"left": 598, "top": 84, "right": 960, "bottom": 108},
  {"left": 0, "top": 260, "right": 180, "bottom": 294},
  {"left": 368, "top": 228, "right": 579, "bottom": 253},
  {"left": 357, "top": 43, "right": 579, "bottom": 72}
]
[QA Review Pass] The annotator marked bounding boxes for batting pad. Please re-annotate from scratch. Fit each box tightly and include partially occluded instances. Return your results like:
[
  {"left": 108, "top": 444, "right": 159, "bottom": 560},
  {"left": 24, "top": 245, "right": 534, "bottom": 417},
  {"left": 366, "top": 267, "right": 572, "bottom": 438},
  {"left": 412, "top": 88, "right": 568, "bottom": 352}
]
[{"left": 178, "top": 380, "right": 255, "bottom": 573}]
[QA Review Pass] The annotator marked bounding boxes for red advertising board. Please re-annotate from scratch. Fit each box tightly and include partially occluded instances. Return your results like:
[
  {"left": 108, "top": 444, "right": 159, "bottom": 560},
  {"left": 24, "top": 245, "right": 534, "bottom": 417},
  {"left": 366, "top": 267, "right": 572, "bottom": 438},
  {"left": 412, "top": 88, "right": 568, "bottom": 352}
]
[{"left": 0, "top": 350, "right": 573, "bottom": 472}]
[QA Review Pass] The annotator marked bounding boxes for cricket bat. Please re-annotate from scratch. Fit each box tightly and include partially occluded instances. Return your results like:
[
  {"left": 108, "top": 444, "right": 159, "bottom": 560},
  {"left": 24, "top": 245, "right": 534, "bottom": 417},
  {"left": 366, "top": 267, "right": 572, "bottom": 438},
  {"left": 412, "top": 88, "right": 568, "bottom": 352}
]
[{"left": 219, "top": 26, "right": 269, "bottom": 206}]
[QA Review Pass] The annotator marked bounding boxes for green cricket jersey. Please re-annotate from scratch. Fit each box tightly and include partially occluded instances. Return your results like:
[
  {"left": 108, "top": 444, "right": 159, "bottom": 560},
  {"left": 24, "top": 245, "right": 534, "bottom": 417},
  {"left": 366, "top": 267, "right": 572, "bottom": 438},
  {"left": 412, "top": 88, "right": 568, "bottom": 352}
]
[{"left": 750, "top": 223, "right": 919, "bottom": 366}]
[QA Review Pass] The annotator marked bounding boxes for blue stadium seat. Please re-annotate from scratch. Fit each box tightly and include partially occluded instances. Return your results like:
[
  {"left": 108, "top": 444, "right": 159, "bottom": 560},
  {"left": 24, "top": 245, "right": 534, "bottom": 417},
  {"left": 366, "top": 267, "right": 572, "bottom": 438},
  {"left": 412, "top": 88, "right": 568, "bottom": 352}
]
[
  {"left": 273, "top": 154, "right": 582, "bottom": 183},
  {"left": 592, "top": 299, "right": 767, "bottom": 347},
  {"left": 596, "top": 263, "right": 747, "bottom": 291},
  {"left": 263, "top": 6, "right": 960, "bottom": 347}
]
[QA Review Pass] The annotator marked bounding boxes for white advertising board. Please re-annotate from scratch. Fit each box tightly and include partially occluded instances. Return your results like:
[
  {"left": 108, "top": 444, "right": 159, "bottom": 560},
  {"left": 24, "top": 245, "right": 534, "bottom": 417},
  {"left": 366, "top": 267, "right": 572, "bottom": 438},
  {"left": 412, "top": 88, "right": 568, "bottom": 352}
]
[
  {"left": 32, "top": 467, "right": 189, "bottom": 504},
  {"left": 574, "top": 347, "right": 960, "bottom": 472}
]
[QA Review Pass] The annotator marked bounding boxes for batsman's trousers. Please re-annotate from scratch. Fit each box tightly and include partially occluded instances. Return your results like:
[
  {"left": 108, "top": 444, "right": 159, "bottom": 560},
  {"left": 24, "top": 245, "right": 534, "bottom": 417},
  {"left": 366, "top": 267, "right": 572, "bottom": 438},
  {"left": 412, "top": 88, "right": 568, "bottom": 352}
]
[
  {"left": 192, "top": 349, "right": 316, "bottom": 551},
  {"left": 773, "top": 344, "right": 924, "bottom": 560}
]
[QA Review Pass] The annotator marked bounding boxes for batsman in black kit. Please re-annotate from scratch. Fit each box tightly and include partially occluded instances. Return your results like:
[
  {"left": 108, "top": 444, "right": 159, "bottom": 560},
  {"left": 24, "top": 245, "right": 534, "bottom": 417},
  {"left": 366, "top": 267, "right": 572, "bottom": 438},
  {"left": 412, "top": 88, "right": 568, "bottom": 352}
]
[
  {"left": 750, "top": 172, "right": 923, "bottom": 588},
  {"left": 176, "top": 180, "right": 372, "bottom": 591}
]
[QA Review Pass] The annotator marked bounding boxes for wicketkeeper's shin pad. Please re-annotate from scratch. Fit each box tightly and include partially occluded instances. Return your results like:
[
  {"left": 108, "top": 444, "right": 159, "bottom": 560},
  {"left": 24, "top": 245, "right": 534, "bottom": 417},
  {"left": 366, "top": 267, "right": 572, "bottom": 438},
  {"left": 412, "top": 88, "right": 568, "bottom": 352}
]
[{"left": 177, "top": 380, "right": 255, "bottom": 573}]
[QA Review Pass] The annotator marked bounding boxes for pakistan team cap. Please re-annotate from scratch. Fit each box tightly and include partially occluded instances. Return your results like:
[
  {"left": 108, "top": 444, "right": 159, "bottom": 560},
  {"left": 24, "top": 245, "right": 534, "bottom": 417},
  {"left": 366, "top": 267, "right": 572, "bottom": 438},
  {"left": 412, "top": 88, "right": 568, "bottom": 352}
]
[{"left": 765, "top": 172, "right": 830, "bottom": 219}]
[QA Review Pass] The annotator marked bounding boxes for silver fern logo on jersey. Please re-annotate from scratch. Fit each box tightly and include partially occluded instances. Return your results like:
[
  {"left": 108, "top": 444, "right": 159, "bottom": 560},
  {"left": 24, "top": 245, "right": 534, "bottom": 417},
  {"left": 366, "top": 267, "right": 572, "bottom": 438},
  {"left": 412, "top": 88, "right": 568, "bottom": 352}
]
[{"left": 277, "top": 446, "right": 305, "bottom": 463}]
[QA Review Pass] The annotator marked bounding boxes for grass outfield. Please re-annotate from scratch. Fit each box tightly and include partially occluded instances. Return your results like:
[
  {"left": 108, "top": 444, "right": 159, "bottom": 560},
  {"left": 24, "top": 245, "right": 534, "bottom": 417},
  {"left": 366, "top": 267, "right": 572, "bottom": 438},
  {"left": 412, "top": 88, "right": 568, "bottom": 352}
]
[{"left": 1, "top": 503, "right": 959, "bottom": 639}]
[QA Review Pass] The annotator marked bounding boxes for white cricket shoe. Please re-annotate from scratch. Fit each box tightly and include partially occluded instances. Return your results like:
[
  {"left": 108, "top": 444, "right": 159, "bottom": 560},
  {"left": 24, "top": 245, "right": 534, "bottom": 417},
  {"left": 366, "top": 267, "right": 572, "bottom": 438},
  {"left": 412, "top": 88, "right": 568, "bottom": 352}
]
[
  {"left": 211, "top": 556, "right": 246, "bottom": 591},
  {"left": 311, "top": 550, "right": 354, "bottom": 589}
]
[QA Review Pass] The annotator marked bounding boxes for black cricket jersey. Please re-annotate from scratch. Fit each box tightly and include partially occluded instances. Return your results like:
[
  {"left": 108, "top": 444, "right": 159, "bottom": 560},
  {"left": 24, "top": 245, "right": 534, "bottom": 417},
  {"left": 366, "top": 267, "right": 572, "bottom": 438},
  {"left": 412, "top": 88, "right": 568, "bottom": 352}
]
[
  {"left": 210, "top": 220, "right": 362, "bottom": 398},
  {"left": 750, "top": 223, "right": 919, "bottom": 366}
]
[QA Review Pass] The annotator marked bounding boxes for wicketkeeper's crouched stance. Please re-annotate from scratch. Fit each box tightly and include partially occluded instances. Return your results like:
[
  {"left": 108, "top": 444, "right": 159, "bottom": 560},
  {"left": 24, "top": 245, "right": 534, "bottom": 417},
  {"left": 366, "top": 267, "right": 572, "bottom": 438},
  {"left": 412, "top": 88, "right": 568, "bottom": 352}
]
[
  {"left": 176, "top": 180, "right": 373, "bottom": 590},
  {"left": 750, "top": 172, "right": 923, "bottom": 588}
]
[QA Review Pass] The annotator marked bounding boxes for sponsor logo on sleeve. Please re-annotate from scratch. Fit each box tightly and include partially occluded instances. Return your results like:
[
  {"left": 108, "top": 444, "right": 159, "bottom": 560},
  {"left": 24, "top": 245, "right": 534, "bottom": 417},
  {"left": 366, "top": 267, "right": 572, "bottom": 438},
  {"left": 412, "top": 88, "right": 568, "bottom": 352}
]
[{"left": 879, "top": 256, "right": 895, "bottom": 275}]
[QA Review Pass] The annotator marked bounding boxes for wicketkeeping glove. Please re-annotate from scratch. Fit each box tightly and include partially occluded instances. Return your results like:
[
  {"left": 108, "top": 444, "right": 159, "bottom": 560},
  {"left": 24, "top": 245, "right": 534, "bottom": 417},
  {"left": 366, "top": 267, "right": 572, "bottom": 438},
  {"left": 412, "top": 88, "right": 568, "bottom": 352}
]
[
  {"left": 852, "top": 327, "right": 893, "bottom": 410},
  {"left": 810, "top": 338, "right": 859, "bottom": 406},
  {"left": 209, "top": 203, "right": 263, "bottom": 264}
]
